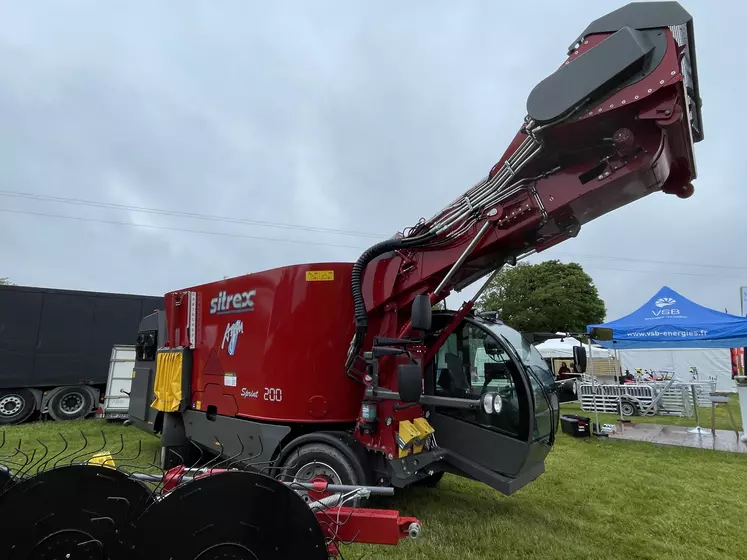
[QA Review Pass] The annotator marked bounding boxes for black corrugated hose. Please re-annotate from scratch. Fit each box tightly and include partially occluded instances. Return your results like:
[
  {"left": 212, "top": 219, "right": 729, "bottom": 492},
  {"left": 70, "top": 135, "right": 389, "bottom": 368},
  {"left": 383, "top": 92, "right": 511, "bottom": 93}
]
[{"left": 346, "top": 232, "right": 435, "bottom": 374}]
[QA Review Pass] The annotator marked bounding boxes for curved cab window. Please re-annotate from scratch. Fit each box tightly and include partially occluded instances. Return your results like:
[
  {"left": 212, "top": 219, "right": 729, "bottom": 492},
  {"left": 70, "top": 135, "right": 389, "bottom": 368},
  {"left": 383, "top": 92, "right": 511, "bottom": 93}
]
[{"left": 432, "top": 322, "right": 526, "bottom": 439}]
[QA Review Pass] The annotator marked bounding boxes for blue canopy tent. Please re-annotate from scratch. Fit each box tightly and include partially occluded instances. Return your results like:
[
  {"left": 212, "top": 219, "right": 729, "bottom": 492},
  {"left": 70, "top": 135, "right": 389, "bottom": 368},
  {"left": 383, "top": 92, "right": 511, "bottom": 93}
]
[{"left": 588, "top": 286, "right": 747, "bottom": 349}]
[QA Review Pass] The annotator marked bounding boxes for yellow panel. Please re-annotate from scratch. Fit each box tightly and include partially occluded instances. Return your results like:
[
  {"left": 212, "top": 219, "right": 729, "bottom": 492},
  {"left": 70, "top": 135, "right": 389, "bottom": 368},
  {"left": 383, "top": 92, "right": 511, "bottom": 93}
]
[
  {"left": 305, "top": 270, "right": 335, "bottom": 282},
  {"left": 412, "top": 417, "right": 435, "bottom": 438},
  {"left": 412, "top": 417, "right": 435, "bottom": 454},
  {"left": 151, "top": 351, "right": 184, "bottom": 412},
  {"left": 396, "top": 420, "right": 421, "bottom": 458}
]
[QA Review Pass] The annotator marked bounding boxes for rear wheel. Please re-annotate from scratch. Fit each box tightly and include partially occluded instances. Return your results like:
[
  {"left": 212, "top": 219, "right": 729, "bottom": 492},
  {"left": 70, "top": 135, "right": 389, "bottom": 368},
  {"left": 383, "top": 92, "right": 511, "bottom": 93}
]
[
  {"left": 48, "top": 387, "right": 94, "bottom": 421},
  {"left": 0, "top": 389, "right": 36, "bottom": 425},
  {"left": 278, "top": 442, "right": 365, "bottom": 506}
]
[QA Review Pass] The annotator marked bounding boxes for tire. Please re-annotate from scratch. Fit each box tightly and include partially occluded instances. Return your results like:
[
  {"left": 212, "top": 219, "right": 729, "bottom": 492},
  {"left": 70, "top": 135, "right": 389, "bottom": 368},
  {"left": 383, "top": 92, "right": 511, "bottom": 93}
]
[
  {"left": 48, "top": 387, "right": 94, "bottom": 422},
  {"left": 278, "top": 442, "right": 365, "bottom": 506},
  {"left": 0, "top": 389, "right": 36, "bottom": 425},
  {"left": 620, "top": 401, "right": 637, "bottom": 417}
]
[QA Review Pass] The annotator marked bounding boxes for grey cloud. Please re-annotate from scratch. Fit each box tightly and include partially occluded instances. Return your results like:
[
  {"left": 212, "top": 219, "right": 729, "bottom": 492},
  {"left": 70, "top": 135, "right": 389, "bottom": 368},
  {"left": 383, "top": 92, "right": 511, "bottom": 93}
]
[{"left": 0, "top": 0, "right": 744, "bottom": 323}]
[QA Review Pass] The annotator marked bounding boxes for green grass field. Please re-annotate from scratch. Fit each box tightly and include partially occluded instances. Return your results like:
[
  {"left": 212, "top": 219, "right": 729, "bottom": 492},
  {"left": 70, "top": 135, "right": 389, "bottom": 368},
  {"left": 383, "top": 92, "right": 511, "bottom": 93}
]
[{"left": 2, "top": 415, "right": 746, "bottom": 560}]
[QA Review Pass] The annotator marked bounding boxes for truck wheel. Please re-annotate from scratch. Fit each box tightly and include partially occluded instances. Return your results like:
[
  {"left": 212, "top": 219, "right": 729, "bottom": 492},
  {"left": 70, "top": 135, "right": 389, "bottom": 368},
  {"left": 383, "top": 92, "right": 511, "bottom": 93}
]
[
  {"left": 278, "top": 442, "right": 365, "bottom": 505},
  {"left": 48, "top": 387, "right": 93, "bottom": 422},
  {"left": 0, "top": 389, "right": 36, "bottom": 425}
]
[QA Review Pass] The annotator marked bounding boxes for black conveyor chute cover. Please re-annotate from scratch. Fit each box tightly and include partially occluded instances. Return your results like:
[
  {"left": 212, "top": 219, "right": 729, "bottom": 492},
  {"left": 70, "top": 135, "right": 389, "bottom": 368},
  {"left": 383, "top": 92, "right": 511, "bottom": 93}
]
[{"left": 526, "top": 26, "right": 657, "bottom": 125}]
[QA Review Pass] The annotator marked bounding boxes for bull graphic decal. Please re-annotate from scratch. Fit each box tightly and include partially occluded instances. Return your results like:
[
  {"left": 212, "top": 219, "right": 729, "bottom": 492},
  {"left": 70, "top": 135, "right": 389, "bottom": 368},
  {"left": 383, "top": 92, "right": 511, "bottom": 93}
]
[{"left": 221, "top": 319, "right": 244, "bottom": 356}]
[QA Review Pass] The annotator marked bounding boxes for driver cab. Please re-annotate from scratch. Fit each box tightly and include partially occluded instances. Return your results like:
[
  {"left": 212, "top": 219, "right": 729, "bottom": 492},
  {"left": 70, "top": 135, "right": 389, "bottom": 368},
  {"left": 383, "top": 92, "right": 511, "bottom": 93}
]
[
  {"left": 420, "top": 312, "right": 556, "bottom": 494},
  {"left": 432, "top": 321, "right": 527, "bottom": 440}
]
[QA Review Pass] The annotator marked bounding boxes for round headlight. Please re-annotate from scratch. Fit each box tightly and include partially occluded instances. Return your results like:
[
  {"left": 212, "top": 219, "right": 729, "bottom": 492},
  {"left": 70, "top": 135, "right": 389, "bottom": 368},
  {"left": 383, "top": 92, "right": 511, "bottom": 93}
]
[
  {"left": 482, "top": 393, "right": 494, "bottom": 414},
  {"left": 492, "top": 393, "right": 503, "bottom": 414}
]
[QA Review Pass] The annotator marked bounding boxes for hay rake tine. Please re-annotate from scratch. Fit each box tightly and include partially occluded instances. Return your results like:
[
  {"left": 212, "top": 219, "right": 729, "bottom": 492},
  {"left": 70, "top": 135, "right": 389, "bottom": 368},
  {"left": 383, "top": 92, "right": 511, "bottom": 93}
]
[
  {"left": 109, "top": 439, "right": 143, "bottom": 465},
  {"left": 69, "top": 430, "right": 108, "bottom": 465},
  {"left": 0, "top": 436, "right": 21, "bottom": 461},
  {"left": 226, "top": 433, "right": 265, "bottom": 471},
  {"left": 9, "top": 447, "right": 35, "bottom": 481},
  {"left": 107, "top": 433, "right": 126, "bottom": 459},
  {"left": 212, "top": 434, "right": 245, "bottom": 471},
  {"left": 187, "top": 437, "right": 205, "bottom": 468},
  {"left": 16, "top": 439, "right": 50, "bottom": 479},
  {"left": 53, "top": 430, "right": 88, "bottom": 469},
  {"left": 117, "top": 450, "right": 170, "bottom": 505},
  {"left": 36, "top": 433, "right": 68, "bottom": 473},
  {"left": 193, "top": 436, "right": 229, "bottom": 472},
  {"left": 0, "top": 439, "right": 27, "bottom": 474}
]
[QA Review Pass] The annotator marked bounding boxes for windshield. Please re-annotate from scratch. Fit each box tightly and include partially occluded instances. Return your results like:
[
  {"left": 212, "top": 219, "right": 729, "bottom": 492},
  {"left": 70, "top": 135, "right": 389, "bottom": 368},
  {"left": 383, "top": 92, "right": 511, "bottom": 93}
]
[
  {"left": 484, "top": 321, "right": 558, "bottom": 442},
  {"left": 486, "top": 322, "right": 555, "bottom": 390}
]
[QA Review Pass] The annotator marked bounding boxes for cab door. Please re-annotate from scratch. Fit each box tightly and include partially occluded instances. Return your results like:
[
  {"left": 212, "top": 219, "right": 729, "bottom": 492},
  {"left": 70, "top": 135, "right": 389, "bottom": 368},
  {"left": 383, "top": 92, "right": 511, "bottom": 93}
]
[{"left": 423, "top": 317, "right": 549, "bottom": 493}]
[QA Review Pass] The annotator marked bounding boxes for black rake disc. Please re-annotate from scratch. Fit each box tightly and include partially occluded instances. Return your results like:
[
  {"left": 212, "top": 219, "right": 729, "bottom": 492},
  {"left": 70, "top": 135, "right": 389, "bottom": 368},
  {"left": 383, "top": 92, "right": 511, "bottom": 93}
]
[
  {"left": 0, "top": 464, "right": 153, "bottom": 560},
  {"left": 127, "top": 470, "right": 329, "bottom": 560}
]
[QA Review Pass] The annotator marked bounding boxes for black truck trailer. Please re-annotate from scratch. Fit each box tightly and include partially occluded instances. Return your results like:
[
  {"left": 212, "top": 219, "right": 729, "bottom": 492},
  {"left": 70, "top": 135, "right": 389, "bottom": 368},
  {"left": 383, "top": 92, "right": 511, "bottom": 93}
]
[{"left": 0, "top": 284, "right": 164, "bottom": 425}]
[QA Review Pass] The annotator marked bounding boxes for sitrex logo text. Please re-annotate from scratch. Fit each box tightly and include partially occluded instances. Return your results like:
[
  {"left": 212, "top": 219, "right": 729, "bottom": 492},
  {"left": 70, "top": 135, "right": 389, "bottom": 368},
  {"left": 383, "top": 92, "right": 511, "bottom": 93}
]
[{"left": 210, "top": 290, "right": 256, "bottom": 315}]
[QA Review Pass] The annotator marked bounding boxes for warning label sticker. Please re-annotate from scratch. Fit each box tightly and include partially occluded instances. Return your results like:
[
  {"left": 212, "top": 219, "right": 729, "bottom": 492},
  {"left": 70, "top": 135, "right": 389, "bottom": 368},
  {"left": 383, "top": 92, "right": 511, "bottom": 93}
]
[
  {"left": 224, "top": 372, "right": 237, "bottom": 387},
  {"left": 305, "top": 270, "right": 334, "bottom": 282}
]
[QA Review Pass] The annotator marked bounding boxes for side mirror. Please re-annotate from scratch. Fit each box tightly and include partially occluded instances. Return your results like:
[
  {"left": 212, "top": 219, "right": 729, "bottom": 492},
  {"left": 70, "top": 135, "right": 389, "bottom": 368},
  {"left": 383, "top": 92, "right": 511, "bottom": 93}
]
[
  {"left": 398, "top": 363, "right": 422, "bottom": 403},
  {"left": 588, "top": 327, "right": 613, "bottom": 341},
  {"left": 573, "top": 346, "right": 587, "bottom": 373},
  {"left": 411, "top": 294, "right": 432, "bottom": 332},
  {"left": 522, "top": 332, "right": 558, "bottom": 344}
]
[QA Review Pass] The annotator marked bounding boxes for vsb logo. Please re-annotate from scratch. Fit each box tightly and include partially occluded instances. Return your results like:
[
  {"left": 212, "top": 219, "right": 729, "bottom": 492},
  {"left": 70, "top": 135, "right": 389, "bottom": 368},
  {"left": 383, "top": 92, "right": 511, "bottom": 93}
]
[
  {"left": 652, "top": 308, "right": 680, "bottom": 316},
  {"left": 653, "top": 297, "right": 679, "bottom": 316}
]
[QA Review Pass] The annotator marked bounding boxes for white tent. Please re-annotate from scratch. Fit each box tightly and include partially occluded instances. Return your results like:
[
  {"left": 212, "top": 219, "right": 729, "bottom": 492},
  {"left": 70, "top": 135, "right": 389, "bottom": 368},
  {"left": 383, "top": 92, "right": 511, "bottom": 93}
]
[
  {"left": 535, "top": 335, "right": 611, "bottom": 359},
  {"left": 617, "top": 348, "right": 735, "bottom": 393}
]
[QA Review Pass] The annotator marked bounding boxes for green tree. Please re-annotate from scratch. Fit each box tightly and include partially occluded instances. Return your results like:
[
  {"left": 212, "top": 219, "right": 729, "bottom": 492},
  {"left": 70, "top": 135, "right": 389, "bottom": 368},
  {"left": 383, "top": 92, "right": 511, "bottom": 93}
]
[
  {"left": 0, "top": 277, "right": 11, "bottom": 285},
  {"left": 477, "top": 260, "right": 606, "bottom": 334}
]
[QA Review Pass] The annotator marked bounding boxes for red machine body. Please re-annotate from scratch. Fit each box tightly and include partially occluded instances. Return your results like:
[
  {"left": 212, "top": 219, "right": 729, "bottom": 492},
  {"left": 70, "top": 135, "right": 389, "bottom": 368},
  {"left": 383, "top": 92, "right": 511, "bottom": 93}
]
[
  {"left": 164, "top": 262, "right": 365, "bottom": 423},
  {"left": 161, "top": 0, "right": 702, "bottom": 441},
  {"left": 128, "top": 2, "right": 704, "bottom": 531}
]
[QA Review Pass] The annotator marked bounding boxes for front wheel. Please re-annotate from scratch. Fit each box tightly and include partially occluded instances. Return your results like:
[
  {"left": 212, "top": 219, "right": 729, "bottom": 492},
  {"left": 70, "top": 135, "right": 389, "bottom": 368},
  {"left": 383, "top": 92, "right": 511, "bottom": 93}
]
[
  {"left": 278, "top": 442, "right": 366, "bottom": 506},
  {"left": 0, "top": 389, "right": 36, "bottom": 425}
]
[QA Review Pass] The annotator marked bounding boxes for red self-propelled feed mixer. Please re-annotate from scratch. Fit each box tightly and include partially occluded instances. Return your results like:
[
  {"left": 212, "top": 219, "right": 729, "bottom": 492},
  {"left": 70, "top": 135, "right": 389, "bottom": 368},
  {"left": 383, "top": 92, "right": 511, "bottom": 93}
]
[{"left": 0, "top": 2, "right": 703, "bottom": 559}]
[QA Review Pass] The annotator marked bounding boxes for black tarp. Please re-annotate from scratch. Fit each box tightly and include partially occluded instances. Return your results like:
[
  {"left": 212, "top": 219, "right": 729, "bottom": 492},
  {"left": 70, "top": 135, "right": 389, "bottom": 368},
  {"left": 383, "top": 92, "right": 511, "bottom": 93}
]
[{"left": 0, "top": 285, "right": 164, "bottom": 388}]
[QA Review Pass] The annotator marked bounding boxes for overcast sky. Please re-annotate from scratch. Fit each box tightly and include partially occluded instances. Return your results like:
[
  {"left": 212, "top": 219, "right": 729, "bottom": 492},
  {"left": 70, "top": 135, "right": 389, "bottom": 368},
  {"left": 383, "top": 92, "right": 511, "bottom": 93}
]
[{"left": 0, "top": 1, "right": 740, "bottom": 321}]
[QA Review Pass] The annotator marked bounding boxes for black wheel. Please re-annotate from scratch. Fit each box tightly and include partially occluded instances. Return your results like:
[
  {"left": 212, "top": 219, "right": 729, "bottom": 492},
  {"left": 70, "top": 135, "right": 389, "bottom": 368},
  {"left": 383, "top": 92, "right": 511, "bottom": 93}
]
[
  {"left": 0, "top": 464, "right": 153, "bottom": 560},
  {"left": 278, "top": 442, "right": 365, "bottom": 506},
  {"left": 127, "top": 471, "right": 328, "bottom": 560},
  {"left": 620, "top": 401, "right": 637, "bottom": 417},
  {"left": 0, "top": 388, "right": 36, "bottom": 425},
  {"left": 48, "top": 387, "right": 93, "bottom": 421}
]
